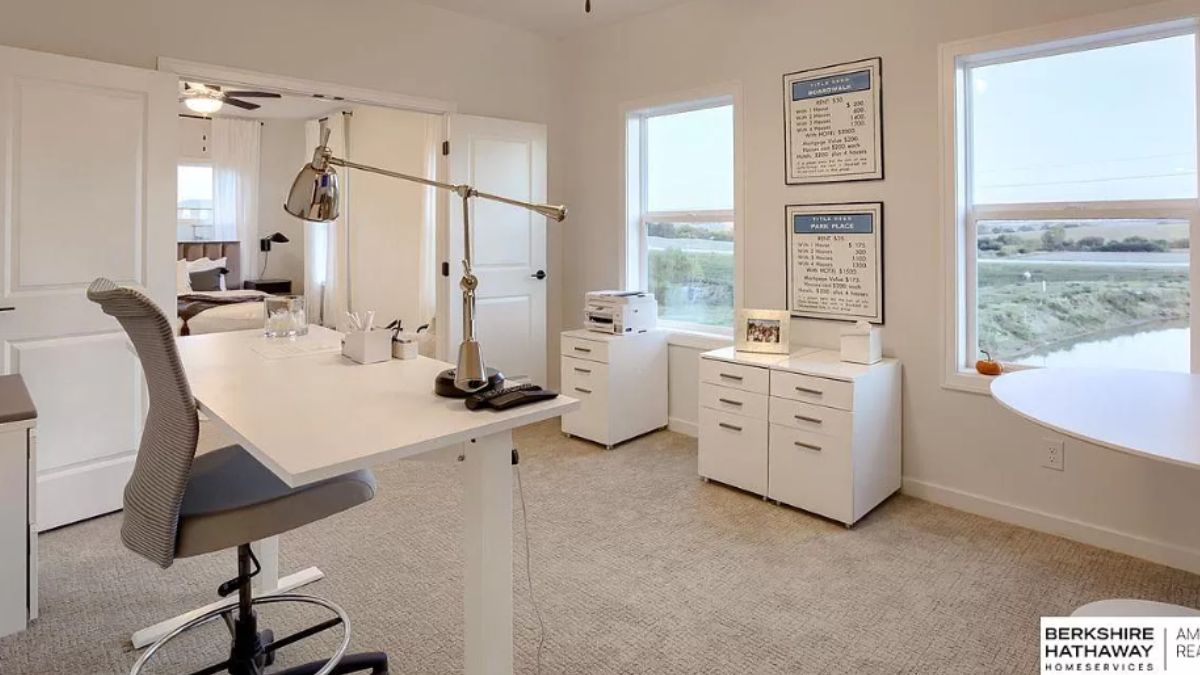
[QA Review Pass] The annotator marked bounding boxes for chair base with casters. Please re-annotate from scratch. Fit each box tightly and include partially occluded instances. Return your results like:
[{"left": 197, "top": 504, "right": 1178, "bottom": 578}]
[{"left": 130, "top": 545, "right": 389, "bottom": 675}]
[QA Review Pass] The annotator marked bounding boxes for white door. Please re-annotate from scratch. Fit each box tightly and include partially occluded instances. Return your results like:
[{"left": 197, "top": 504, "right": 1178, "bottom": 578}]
[
  {"left": 444, "top": 115, "right": 549, "bottom": 384},
  {"left": 0, "top": 45, "right": 176, "bottom": 530}
]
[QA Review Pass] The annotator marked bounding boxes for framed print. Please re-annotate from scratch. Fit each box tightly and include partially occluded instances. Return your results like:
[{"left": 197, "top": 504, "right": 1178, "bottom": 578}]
[
  {"left": 736, "top": 309, "right": 791, "bottom": 354},
  {"left": 783, "top": 57, "right": 883, "bottom": 184},
  {"left": 786, "top": 202, "right": 884, "bottom": 324}
]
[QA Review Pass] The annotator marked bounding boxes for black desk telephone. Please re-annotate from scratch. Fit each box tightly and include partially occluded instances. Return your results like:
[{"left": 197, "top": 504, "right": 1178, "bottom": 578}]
[{"left": 465, "top": 383, "right": 559, "bottom": 411}]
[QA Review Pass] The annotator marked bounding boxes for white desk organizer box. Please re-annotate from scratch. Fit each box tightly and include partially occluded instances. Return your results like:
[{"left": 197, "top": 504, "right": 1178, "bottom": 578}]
[
  {"left": 698, "top": 347, "right": 901, "bottom": 526},
  {"left": 560, "top": 328, "right": 667, "bottom": 449},
  {"left": 840, "top": 320, "right": 882, "bottom": 365},
  {"left": 343, "top": 329, "right": 393, "bottom": 364}
]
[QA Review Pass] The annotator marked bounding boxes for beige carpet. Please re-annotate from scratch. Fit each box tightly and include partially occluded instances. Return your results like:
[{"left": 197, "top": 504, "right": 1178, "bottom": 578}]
[{"left": 2, "top": 420, "right": 1198, "bottom": 674}]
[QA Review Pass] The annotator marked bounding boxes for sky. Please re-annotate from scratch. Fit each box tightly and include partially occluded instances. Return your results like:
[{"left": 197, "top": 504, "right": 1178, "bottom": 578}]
[
  {"left": 645, "top": 105, "right": 734, "bottom": 212},
  {"left": 971, "top": 33, "right": 1197, "bottom": 204}
]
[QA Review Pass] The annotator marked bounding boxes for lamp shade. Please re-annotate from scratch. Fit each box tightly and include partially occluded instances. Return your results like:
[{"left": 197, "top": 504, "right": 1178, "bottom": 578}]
[{"left": 284, "top": 160, "right": 339, "bottom": 222}]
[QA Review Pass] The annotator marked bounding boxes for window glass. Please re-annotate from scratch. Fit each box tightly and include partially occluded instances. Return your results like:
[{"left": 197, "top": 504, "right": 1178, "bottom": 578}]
[
  {"left": 645, "top": 106, "right": 734, "bottom": 212},
  {"left": 647, "top": 221, "right": 734, "bottom": 327},
  {"left": 177, "top": 163, "right": 214, "bottom": 241},
  {"left": 970, "top": 34, "right": 1197, "bottom": 204},
  {"left": 976, "top": 218, "right": 1190, "bottom": 371}
]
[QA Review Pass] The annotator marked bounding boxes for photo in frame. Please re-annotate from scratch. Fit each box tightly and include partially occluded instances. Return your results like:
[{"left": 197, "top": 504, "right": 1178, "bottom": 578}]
[
  {"left": 736, "top": 309, "right": 791, "bottom": 354},
  {"left": 782, "top": 57, "right": 884, "bottom": 185}
]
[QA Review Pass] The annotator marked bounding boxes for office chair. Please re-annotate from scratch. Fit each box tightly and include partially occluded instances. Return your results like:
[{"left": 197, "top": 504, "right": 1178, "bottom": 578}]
[{"left": 87, "top": 278, "right": 389, "bottom": 675}]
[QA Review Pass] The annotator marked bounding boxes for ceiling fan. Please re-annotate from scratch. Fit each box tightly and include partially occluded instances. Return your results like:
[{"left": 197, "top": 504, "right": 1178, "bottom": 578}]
[{"left": 180, "top": 82, "right": 282, "bottom": 114}]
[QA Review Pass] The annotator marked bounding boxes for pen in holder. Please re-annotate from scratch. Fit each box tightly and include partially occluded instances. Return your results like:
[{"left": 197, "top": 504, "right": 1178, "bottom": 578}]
[{"left": 343, "top": 329, "right": 392, "bottom": 364}]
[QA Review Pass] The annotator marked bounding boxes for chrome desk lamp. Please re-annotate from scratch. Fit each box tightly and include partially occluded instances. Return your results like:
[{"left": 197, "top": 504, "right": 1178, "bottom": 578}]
[{"left": 284, "top": 127, "right": 567, "bottom": 396}]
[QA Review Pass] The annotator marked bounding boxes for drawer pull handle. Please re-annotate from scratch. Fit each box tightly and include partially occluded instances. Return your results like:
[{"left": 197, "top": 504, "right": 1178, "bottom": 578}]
[
  {"left": 573, "top": 346, "right": 592, "bottom": 353},
  {"left": 718, "top": 422, "right": 743, "bottom": 432},
  {"left": 719, "top": 373, "right": 744, "bottom": 381},
  {"left": 718, "top": 398, "right": 743, "bottom": 407},
  {"left": 574, "top": 387, "right": 592, "bottom": 394},
  {"left": 795, "top": 386, "right": 823, "bottom": 396},
  {"left": 794, "top": 441, "right": 822, "bottom": 452},
  {"left": 574, "top": 367, "right": 592, "bottom": 374},
  {"left": 794, "top": 415, "right": 822, "bottom": 425}
]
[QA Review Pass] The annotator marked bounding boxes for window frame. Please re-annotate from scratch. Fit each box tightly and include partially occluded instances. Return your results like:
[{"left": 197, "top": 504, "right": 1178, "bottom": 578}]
[
  {"left": 940, "top": 14, "right": 1200, "bottom": 394},
  {"left": 177, "top": 160, "right": 216, "bottom": 242},
  {"left": 622, "top": 86, "right": 743, "bottom": 337}
]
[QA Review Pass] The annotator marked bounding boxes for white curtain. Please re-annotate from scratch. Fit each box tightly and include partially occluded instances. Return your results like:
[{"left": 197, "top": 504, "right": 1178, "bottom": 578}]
[
  {"left": 303, "top": 115, "right": 350, "bottom": 328},
  {"left": 211, "top": 118, "right": 261, "bottom": 281}
]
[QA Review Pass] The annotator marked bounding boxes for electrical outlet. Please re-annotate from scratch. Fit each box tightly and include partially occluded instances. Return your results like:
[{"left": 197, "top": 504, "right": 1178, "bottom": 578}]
[{"left": 1042, "top": 438, "right": 1065, "bottom": 471}]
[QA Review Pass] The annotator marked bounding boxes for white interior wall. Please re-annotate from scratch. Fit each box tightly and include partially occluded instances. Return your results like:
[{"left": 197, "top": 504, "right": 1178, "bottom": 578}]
[
  {"left": 346, "top": 106, "right": 439, "bottom": 331},
  {"left": 256, "top": 118, "right": 308, "bottom": 290},
  {"left": 555, "top": 0, "right": 1200, "bottom": 572}
]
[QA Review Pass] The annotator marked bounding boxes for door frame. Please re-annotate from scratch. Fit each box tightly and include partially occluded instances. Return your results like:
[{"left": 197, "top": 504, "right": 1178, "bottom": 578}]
[{"left": 157, "top": 58, "right": 458, "bottom": 359}]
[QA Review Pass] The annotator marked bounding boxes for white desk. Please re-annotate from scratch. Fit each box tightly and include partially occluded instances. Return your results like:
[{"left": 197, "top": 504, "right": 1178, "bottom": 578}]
[
  {"left": 991, "top": 367, "right": 1200, "bottom": 616},
  {"left": 134, "top": 326, "right": 579, "bottom": 674}
]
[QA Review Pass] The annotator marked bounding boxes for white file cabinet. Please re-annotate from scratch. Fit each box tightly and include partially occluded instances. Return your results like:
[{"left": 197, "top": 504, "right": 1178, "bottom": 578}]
[
  {"left": 698, "top": 347, "right": 900, "bottom": 526},
  {"left": 561, "top": 329, "right": 667, "bottom": 448},
  {"left": 0, "top": 375, "right": 37, "bottom": 638}
]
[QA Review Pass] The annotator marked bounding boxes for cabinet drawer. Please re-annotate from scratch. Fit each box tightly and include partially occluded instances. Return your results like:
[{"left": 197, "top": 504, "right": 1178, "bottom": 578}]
[
  {"left": 699, "top": 358, "right": 769, "bottom": 394},
  {"left": 562, "top": 357, "right": 608, "bottom": 390},
  {"left": 562, "top": 335, "right": 609, "bottom": 363},
  {"left": 769, "top": 397, "right": 853, "bottom": 439},
  {"left": 770, "top": 370, "right": 853, "bottom": 410},
  {"left": 699, "top": 382, "right": 768, "bottom": 420},
  {"left": 768, "top": 424, "right": 851, "bottom": 523},
  {"left": 698, "top": 410, "right": 768, "bottom": 495}
]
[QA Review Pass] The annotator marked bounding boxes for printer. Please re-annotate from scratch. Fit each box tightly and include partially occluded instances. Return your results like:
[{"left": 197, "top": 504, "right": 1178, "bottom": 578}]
[{"left": 584, "top": 290, "right": 657, "bottom": 335}]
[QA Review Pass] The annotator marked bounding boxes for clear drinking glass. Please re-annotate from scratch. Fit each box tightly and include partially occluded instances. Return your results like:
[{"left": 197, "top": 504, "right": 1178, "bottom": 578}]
[{"left": 263, "top": 295, "right": 308, "bottom": 337}]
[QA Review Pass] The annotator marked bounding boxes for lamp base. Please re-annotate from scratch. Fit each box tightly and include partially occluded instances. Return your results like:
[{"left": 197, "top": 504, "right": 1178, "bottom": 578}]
[{"left": 434, "top": 367, "right": 504, "bottom": 398}]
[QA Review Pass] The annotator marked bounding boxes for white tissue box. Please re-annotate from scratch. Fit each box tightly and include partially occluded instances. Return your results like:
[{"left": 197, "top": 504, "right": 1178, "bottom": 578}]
[
  {"left": 840, "top": 322, "right": 882, "bottom": 364},
  {"left": 343, "top": 329, "right": 392, "bottom": 364}
]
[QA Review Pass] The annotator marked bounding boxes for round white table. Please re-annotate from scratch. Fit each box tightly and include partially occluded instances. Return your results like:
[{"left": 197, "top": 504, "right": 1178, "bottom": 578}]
[{"left": 991, "top": 367, "right": 1200, "bottom": 616}]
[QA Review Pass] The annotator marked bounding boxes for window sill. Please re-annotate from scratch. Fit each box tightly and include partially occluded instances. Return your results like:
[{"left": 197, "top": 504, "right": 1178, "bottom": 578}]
[
  {"left": 663, "top": 327, "right": 733, "bottom": 351},
  {"left": 942, "top": 368, "right": 1003, "bottom": 396}
]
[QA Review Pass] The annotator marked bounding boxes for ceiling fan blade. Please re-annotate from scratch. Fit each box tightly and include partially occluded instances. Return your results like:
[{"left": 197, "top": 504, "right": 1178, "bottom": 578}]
[
  {"left": 222, "top": 97, "right": 261, "bottom": 111},
  {"left": 222, "top": 91, "right": 282, "bottom": 98}
]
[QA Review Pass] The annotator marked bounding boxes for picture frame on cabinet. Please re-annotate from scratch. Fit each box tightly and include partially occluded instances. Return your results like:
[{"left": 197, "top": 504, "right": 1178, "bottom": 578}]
[{"left": 736, "top": 309, "right": 791, "bottom": 354}]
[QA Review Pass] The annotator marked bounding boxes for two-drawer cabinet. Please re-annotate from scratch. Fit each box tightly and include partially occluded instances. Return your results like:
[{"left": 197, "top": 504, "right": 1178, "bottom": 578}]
[
  {"left": 698, "top": 347, "right": 901, "bottom": 526},
  {"left": 561, "top": 329, "right": 667, "bottom": 448}
]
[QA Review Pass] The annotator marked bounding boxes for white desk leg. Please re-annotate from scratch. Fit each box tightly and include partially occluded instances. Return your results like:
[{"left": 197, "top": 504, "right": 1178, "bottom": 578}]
[
  {"left": 462, "top": 430, "right": 514, "bottom": 675},
  {"left": 130, "top": 536, "right": 325, "bottom": 649}
]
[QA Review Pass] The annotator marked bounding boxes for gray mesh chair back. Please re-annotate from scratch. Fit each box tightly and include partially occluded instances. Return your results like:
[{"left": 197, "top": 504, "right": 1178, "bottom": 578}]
[{"left": 87, "top": 278, "right": 198, "bottom": 568}]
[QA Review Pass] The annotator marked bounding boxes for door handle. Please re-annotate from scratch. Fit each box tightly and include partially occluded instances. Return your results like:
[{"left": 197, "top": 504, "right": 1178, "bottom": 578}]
[
  {"left": 530, "top": 270, "right": 547, "bottom": 280},
  {"left": 0, "top": 307, "right": 13, "bottom": 312}
]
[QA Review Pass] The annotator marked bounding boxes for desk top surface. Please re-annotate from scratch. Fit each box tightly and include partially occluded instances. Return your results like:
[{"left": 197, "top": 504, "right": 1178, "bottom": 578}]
[
  {"left": 177, "top": 326, "right": 579, "bottom": 487},
  {"left": 990, "top": 368, "right": 1200, "bottom": 469}
]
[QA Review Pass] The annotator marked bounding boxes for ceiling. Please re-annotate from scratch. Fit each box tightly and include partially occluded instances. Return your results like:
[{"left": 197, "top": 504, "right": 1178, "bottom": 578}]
[
  {"left": 409, "top": 0, "right": 693, "bottom": 36},
  {"left": 178, "top": 82, "right": 349, "bottom": 121}
]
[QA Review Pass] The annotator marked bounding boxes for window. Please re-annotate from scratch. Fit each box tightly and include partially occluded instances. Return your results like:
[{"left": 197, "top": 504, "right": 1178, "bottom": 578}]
[
  {"left": 177, "top": 162, "right": 215, "bottom": 241},
  {"left": 626, "top": 97, "right": 737, "bottom": 333},
  {"left": 944, "top": 21, "right": 1199, "bottom": 387}
]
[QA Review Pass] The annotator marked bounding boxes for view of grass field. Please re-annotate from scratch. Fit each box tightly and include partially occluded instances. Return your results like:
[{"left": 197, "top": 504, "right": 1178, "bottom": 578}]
[
  {"left": 976, "top": 219, "right": 1190, "bottom": 367},
  {"left": 647, "top": 222, "right": 734, "bottom": 327}
]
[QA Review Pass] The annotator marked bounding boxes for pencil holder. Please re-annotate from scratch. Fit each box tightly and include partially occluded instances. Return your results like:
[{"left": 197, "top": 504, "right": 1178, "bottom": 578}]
[{"left": 343, "top": 329, "right": 392, "bottom": 364}]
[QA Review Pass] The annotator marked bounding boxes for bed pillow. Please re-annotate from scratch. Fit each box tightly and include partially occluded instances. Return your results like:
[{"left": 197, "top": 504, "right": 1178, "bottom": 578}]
[
  {"left": 187, "top": 257, "right": 229, "bottom": 291},
  {"left": 188, "top": 267, "right": 228, "bottom": 292},
  {"left": 176, "top": 259, "right": 192, "bottom": 295}
]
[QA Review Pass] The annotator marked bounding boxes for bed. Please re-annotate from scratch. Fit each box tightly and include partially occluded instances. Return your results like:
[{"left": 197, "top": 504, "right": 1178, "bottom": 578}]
[{"left": 177, "top": 242, "right": 269, "bottom": 335}]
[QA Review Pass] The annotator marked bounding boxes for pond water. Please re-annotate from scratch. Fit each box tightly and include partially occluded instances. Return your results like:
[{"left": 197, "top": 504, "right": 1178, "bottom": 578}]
[{"left": 1015, "top": 325, "right": 1191, "bottom": 371}]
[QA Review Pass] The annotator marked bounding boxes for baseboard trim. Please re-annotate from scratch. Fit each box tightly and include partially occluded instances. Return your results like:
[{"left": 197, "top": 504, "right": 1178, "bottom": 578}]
[
  {"left": 902, "top": 477, "right": 1200, "bottom": 575},
  {"left": 668, "top": 417, "right": 698, "bottom": 437}
]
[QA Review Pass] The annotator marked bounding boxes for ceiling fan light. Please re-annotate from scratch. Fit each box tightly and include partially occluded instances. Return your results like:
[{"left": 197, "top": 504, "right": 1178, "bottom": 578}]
[{"left": 184, "top": 96, "right": 224, "bottom": 114}]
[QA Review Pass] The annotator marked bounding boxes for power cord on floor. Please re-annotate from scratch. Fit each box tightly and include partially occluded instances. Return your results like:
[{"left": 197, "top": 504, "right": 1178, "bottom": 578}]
[{"left": 514, "top": 451, "right": 546, "bottom": 675}]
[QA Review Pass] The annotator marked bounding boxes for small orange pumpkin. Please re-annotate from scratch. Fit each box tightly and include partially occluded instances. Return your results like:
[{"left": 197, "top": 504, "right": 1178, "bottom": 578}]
[{"left": 975, "top": 350, "right": 1003, "bottom": 376}]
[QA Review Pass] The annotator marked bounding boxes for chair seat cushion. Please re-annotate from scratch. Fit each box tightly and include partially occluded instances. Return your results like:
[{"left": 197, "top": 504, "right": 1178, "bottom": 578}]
[{"left": 175, "top": 445, "right": 376, "bottom": 558}]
